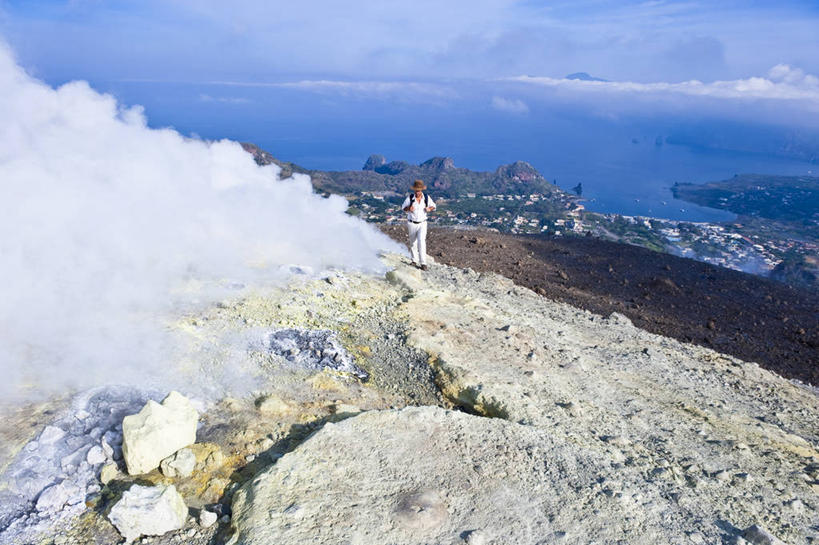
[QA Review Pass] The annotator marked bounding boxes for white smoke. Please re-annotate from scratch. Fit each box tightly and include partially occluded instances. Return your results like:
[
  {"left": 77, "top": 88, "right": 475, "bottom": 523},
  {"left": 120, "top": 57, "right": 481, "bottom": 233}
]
[{"left": 0, "top": 43, "right": 402, "bottom": 400}]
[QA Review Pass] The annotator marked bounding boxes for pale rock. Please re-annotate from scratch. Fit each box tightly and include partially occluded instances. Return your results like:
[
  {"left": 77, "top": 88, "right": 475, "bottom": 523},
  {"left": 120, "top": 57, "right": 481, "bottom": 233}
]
[
  {"left": 742, "top": 525, "right": 787, "bottom": 545},
  {"left": 160, "top": 448, "right": 196, "bottom": 479},
  {"left": 101, "top": 438, "right": 115, "bottom": 458},
  {"left": 784, "top": 498, "right": 804, "bottom": 511},
  {"left": 39, "top": 425, "right": 66, "bottom": 444},
  {"left": 199, "top": 509, "right": 218, "bottom": 528},
  {"left": 255, "top": 394, "right": 292, "bottom": 417},
  {"left": 86, "top": 445, "right": 107, "bottom": 465},
  {"left": 205, "top": 450, "right": 225, "bottom": 469},
  {"left": 463, "top": 529, "right": 488, "bottom": 545},
  {"left": 60, "top": 446, "right": 90, "bottom": 472},
  {"left": 108, "top": 484, "right": 188, "bottom": 543},
  {"left": 35, "top": 481, "right": 82, "bottom": 512},
  {"left": 714, "top": 469, "right": 731, "bottom": 482},
  {"left": 122, "top": 391, "right": 198, "bottom": 475},
  {"left": 333, "top": 403, "right": 361, "bottom": 415}
]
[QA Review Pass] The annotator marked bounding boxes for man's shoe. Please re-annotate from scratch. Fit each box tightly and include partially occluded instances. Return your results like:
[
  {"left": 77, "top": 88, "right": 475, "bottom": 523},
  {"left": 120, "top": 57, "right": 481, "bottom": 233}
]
[{"left": 420, "top": 264, "right": 428, "bottom": 271}]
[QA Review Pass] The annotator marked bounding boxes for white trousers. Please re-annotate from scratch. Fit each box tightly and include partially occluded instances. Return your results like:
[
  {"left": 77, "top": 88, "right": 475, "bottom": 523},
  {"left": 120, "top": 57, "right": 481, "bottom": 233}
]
[{"left": 407, "top": 221, "right": 428, "bottom": 265}]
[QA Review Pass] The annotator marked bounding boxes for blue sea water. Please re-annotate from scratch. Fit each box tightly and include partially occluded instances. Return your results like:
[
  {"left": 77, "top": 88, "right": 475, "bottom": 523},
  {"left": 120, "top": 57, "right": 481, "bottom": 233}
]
[{"left": 101, "top": 80, "right": 817, "bottom": 224}]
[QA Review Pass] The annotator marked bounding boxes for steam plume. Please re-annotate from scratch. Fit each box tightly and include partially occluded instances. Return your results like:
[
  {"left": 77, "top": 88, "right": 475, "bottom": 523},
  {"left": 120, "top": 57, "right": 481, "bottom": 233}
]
[{"left": 0, "top": 43, "right": 401, "bottom": 399}]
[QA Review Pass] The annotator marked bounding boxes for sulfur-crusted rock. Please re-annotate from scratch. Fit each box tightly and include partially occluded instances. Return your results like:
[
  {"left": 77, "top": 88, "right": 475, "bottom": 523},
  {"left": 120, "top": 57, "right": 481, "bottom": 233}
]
[
  {"left": 122, "top": 391, "right": 198, "bottom": 475},
  {"left": 100, "top": 463, "right": 119, "bottom": 485},
  {"left": 255, "top": 393, "right": 292, "bottom": 417},
  {"left": 108, "top": 484, "right": 187, "bottom": 543},
  {"left": 159, "top": 448, "right": 196, "bottom": 478}
]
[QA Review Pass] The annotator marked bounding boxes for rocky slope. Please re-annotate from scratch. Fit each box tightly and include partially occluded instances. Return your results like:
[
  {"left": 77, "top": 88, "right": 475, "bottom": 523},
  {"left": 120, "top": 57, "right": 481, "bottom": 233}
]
[
  {"left": 379, "top": 225, "right": 819, "bottom": 386},
  {"left": 1, "top": 255, "right": 817, "bottom": 544}
]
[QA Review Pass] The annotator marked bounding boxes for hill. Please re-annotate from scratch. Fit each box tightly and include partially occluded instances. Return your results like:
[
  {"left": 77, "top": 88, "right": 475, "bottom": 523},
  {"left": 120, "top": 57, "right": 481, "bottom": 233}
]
[{"left": 241, "top": 143, "right": 563, "bottom": 198}]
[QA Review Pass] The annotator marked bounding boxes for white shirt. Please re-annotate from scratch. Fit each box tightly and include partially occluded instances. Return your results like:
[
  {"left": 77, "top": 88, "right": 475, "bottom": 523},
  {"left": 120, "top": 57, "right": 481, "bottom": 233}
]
[{"left": 402, "top": 192, "right": 436, "bottom": 222}]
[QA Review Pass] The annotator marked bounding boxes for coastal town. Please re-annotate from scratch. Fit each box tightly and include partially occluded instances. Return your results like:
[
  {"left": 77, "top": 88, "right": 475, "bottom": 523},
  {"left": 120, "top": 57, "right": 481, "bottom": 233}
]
[{"left": 346, "top": 191, "right": 818, "bottom": 277}]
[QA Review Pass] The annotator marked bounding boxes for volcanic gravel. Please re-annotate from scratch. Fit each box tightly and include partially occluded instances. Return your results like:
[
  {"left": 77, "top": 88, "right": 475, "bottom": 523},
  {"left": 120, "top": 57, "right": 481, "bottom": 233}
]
[{"left": 380, "top": 224, "right": 819, "bottom": 386}]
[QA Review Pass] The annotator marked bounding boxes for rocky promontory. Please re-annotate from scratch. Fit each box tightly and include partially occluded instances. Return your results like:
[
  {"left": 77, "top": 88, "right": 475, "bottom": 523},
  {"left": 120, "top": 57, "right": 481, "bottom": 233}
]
[{"left": 240, "top": 143, "right": 561, "bottom": 198}]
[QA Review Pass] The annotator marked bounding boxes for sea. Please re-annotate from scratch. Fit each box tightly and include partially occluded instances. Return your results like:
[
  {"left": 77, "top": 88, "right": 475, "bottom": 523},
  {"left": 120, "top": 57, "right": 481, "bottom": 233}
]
[{"left": 102, "top": 80, "right": 817, "bottom": 224}]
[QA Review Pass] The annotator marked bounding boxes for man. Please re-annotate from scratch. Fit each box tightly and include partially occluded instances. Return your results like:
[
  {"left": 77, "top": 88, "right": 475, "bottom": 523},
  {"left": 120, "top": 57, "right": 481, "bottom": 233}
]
[{"left": 401, "top": 179, "right": 436, "bottom": 270}]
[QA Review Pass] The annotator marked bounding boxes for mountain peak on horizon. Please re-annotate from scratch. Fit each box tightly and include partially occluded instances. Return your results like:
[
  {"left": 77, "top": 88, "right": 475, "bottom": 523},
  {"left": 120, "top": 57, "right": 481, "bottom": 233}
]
[{"left": 566, "top": 72, "right": 608, "bottom": 82}]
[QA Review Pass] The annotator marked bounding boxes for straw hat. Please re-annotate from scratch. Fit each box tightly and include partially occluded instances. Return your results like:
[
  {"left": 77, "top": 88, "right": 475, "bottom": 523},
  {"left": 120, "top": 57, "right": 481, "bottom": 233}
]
[{"left": 411, "top": 179, "right": 426, "bottom": 191}]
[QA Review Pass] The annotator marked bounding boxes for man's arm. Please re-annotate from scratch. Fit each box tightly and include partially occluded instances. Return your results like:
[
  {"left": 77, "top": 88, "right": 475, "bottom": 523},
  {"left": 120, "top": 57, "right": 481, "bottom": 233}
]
[
  {"left": 402, "top": 197, "right": 413, "bottom": 212},
  {"left": 425, "top": 196, "right": 436, "bottom": 213}
]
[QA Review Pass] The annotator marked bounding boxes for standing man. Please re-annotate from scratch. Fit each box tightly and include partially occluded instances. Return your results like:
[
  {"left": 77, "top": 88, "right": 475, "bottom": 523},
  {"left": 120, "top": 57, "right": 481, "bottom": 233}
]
[{"left": 402, "top": 180, "right": 436, "bottom": 270}]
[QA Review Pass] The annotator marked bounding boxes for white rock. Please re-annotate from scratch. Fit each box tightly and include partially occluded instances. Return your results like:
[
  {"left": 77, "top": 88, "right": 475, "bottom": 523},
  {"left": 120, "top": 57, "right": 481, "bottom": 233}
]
[
  {"left": 122, "top": 391, "right": 198, "bottom": 475},
  {"left": 39, "top": 425, "right": 66, "bottom": 444},
  {"left": 463, "top": 529, "right": 488, "bottom": 545},
  {"left": 160, "top": 448, "right": 196, "bottom": 479},
  {"left": 108, "top": 484, "right": 188, "bottom": 543},
  {"left": 61, "top": 446, "right": 90, "bottom": 472},
  {"left": 101, "top": 438, "right": 115, "bottom": 458},
  {"left": 86, "top": 445, "right": 107, "bottom": 465},
  {"left": 36, "top": 481, "right": 82, "bottom": 513},
  {"left": 199, "top": 509, "right": 218, "bottom": 528}
]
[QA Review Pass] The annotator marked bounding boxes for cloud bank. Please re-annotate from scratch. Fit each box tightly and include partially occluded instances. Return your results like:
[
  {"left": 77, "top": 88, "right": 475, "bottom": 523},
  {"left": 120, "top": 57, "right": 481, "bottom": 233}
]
[
  {"left": 0, "top": 43, "right": 401, "bottom": 400},
  {"left": 505, "top": 65, "right": 819, "bottom": 105}
]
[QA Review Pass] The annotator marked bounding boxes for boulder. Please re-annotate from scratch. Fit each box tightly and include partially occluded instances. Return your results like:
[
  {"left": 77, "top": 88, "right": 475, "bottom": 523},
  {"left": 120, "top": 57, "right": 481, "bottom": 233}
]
[
  {"left": 122, "top": 391, "right": 198, "bottom": 475},
  {"left": 108, "top": 484, "right": 187, "bottom": 543},
  {"left": 160, "top": 448, "right": 196, "bottom": 478}
]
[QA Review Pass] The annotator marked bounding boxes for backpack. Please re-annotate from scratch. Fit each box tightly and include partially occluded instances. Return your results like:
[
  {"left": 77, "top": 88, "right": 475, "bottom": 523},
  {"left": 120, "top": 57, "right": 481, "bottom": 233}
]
[{"left": 409, "top": 192, "right": 429, "bottom": 208}]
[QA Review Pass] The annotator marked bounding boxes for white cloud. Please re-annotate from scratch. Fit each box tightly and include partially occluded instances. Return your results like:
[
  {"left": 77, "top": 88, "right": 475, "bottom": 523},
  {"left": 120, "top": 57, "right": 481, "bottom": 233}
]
[
  {"left": 0, "top": 43, "right": 401, "bottom": 399},
  {"left": 491, "top": 96, "right": 529, "bottom": 114},
  {"left": 504, "top": 65, "right": 819, "bottom": 103}
]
